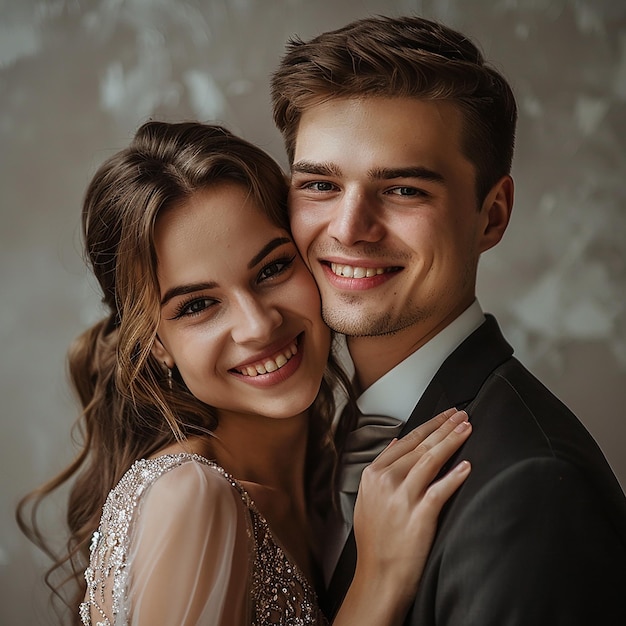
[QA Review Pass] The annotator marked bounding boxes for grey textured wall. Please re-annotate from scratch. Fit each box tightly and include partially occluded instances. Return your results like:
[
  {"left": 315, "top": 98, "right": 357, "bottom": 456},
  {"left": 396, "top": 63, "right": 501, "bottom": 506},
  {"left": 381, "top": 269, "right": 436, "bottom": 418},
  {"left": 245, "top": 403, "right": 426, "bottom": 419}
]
[{"left": 1, "top": 1, "right": 625, "bottom": 623}]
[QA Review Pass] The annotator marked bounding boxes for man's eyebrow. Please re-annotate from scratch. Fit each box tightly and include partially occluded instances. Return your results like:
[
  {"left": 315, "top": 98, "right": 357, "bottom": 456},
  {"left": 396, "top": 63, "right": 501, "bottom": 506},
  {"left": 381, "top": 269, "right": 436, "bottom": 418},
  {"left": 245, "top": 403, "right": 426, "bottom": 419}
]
[
  {"left": 369, "top": 166, "right": 445, "bottom": 184},
  {"left": 291, "top": 161, "right": 445, "bottom": 184},
  {"left": 247, "top": 237, "right": 292, "bottom": 269},
  {"left": 291, "top": 161, "right": 342, "bottom": 177},
  {"left": 161, "top": 281, "right": 217, "bottom": 307}
]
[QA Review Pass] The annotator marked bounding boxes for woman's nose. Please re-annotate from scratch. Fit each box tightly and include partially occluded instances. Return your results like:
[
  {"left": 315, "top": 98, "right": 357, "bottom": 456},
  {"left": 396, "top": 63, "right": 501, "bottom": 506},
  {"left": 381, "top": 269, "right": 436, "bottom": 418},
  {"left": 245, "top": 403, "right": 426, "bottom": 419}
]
[{"left": 230, "top": 294, "right": 283, "bottom": 345}]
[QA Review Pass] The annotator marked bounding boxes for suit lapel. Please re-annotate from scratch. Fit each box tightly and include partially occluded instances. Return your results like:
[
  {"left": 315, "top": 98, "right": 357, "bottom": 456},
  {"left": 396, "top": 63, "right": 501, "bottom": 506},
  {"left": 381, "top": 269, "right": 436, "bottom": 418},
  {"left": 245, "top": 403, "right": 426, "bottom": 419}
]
[{"left": 400, "top": 315, "right": 513, "bottom": 436}]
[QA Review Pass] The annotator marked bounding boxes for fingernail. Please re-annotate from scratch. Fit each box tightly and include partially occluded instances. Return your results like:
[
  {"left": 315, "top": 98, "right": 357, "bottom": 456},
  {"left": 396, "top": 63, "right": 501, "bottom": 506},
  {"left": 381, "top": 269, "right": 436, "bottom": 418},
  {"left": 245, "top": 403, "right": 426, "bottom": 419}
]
[
  {"left": 455, "top": 460, "right": 471, "bottom": 473},
  {"left": 454, "top": 420, "right": 471, "bottom": 433},
  {"left": 450, "top": 410, "right": 468, "bottom": 424}
]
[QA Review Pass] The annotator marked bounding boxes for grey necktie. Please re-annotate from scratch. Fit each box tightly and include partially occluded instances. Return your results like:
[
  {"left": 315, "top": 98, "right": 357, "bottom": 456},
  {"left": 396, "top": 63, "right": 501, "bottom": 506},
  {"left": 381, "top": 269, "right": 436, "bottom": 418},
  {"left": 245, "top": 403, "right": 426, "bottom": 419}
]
[
  {"left": 322, "top": 411, "right": 405, "bottom": 585},
  {"left": 338, "top": 412, "right": 405, "bottom": 523}
]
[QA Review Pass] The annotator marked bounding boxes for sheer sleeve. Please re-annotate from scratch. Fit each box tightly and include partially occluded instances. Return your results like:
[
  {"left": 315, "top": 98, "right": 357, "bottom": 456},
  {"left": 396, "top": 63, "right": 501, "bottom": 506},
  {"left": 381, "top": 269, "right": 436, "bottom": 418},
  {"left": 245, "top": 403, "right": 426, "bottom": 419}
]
[
  {"left": 125, "top": 460, "right": 253, "bottom": 625},
  {"left": 81, "top": 455, "right": 325, "bottom": 626}
]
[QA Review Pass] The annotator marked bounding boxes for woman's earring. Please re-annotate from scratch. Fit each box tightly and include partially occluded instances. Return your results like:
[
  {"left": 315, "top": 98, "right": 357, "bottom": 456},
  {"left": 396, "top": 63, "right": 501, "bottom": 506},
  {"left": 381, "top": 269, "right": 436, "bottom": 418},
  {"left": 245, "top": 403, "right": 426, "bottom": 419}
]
[{"left": 163, "top": 362, "right": 173, "bottom": 390}]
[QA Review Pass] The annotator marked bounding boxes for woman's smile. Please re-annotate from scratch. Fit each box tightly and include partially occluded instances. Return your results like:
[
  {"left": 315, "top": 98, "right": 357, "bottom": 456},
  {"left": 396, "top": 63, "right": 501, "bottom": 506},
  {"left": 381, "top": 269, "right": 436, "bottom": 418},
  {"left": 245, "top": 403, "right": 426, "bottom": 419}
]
[
  {"left": 231, "top": 333, "right": 300, "bottom": 377},
  {"left": 230, "top": 334, "right": 305, "bottom": 388}
]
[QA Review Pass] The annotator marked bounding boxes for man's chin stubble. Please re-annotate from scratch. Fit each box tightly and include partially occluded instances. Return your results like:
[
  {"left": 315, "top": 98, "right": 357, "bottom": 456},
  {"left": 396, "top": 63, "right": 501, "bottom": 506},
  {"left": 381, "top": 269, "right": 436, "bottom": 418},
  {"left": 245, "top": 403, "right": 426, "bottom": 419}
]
[{"left": 321, "top": 308, "right": 425, "bottom": 338}]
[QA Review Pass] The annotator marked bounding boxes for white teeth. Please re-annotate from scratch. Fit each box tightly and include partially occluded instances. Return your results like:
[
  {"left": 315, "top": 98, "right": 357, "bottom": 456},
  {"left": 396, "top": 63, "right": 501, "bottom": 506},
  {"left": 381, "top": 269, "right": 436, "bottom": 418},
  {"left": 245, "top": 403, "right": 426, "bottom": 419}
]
[
  {"left": 330, "top": 263, "right": 386, "bottom": 278},
  {"left": 237, "top": 341, "right": 298, "bottom": 377}
]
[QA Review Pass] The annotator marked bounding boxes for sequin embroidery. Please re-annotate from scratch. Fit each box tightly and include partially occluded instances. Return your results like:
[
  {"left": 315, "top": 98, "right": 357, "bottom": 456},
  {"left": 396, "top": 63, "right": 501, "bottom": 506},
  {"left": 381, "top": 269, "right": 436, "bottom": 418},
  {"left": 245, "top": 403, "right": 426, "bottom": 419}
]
[{"left": 79, "top": 453, "right": 327, "bottom": 625}]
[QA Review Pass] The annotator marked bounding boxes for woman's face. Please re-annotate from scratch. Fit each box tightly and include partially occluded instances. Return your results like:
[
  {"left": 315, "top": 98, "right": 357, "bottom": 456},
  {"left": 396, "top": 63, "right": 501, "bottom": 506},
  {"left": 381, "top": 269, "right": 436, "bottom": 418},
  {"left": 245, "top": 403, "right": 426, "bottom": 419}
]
[{"left": 151, "top": 183, "right": 331, "bottom": 421}]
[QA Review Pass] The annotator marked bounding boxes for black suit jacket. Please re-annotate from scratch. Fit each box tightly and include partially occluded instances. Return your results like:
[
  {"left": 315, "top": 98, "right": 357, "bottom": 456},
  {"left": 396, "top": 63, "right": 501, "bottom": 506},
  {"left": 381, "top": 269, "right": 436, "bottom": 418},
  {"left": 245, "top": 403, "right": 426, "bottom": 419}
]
[{"left": 326, "top": 315, "right": 626, "bottom": 625}]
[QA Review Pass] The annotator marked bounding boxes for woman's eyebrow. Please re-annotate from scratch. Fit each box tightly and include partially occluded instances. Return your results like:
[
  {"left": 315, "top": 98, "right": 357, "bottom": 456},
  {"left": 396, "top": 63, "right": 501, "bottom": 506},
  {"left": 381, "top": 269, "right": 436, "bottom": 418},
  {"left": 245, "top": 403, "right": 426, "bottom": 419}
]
[
  {"left": 248, "top": 237, "right": 292, "bottom": 269},
  {"left": 160, "top": 281, "right": 217, "bottom": 307}
]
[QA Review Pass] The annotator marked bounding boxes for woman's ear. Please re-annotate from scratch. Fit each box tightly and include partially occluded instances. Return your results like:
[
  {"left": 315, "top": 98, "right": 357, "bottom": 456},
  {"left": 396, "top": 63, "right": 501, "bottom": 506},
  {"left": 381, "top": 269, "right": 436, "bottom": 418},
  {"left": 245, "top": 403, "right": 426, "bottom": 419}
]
[
  {"left": 151, "top": 335, "right": 175, "bottom": 369},
  {"left": 479, "top": 175, "right": 514, "bottom": 253}
]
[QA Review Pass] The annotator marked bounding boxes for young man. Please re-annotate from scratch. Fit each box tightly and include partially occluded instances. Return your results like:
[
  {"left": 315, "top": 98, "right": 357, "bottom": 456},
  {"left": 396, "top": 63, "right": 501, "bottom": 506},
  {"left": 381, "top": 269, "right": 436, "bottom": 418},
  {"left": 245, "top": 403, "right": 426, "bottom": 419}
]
[{"left": 271, "top": 15, "right": 626, "bottom": 625}]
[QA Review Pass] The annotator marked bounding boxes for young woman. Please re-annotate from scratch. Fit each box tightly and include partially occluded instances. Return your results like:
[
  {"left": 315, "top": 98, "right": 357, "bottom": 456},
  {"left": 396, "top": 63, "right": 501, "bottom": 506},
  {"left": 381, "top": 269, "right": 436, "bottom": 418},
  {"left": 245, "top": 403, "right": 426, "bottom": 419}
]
[{"left": 18, "top": 121, "right": 472, "bottom": 625}]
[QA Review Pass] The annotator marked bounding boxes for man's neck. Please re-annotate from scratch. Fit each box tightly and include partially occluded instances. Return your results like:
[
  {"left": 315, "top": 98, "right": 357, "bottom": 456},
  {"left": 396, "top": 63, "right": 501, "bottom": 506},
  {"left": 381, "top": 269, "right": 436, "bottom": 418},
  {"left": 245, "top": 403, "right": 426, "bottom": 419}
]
[{"left": 348, "top": 305, "right": 476, "bottom": 392}]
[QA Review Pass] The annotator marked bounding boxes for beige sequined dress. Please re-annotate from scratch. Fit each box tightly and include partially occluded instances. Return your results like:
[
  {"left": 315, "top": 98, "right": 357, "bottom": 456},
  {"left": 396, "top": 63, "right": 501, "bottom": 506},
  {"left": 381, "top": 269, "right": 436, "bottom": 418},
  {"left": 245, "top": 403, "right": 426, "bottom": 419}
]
[{"left": 80, "top": 453, "right": 326, "bottom": 625}]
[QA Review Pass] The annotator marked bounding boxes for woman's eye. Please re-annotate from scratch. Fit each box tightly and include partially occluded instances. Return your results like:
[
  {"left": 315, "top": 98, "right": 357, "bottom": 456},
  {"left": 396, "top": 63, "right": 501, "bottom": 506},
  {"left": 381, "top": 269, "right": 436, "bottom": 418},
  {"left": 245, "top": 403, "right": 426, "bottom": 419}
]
[
  {"left": 172, "top": 297, "right": 215, "bottom": 319},
  {"left": 258, "top": 256, "right": 295, "bottom": 282}
]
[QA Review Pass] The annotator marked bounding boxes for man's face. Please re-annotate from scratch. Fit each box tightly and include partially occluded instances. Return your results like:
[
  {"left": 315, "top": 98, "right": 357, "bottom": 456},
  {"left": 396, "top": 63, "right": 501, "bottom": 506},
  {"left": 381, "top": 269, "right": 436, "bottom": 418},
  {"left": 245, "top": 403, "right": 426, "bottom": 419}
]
[{"left": 288, "top": 96, "right": 504, "bottom": 348}]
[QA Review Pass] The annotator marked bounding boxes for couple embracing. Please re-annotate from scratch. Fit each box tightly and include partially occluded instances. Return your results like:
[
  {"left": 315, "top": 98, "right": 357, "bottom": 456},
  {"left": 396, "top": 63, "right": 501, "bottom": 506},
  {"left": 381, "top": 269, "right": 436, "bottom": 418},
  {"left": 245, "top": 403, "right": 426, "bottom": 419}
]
[{"left": 20, "top": 15, "right": 626, "bottom": 626}]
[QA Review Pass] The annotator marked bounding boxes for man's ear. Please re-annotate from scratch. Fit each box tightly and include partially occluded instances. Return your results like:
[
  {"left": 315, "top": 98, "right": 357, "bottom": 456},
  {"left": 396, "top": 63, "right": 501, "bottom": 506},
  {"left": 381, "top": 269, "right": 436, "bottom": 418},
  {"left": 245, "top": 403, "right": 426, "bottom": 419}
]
[
  {"left": 151, "top": 335, "right": 175, "bottom": 369},
  {"left": 479, "top": 175, "right": 514, "bottom": 253}
]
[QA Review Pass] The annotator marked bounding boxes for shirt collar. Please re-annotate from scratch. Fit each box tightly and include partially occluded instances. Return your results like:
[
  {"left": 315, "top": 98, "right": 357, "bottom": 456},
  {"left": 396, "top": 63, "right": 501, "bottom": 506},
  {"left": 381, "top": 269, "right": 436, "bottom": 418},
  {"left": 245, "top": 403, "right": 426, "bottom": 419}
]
[{"left": 353, "top": 300, "right": 485, "bottom": 422}]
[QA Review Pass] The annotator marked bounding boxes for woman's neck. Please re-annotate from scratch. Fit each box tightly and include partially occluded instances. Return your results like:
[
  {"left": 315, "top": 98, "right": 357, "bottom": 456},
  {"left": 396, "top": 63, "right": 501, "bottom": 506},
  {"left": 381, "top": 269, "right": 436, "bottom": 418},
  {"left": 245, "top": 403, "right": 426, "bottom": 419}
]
[
  {"left": 210, "top": 411, "right": 308, "bottom": 493},
  {"left": 212, "top": 410, "right": 314, "bottom": 578},
  {"left": 152, "top": 410, "right": 309, "bottom": 499}
]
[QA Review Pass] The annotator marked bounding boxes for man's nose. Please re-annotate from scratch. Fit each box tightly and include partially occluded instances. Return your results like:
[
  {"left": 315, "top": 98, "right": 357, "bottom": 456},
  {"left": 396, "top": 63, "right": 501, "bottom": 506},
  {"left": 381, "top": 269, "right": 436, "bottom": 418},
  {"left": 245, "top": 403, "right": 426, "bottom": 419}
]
[{"left": 326, "top": 189, "right": 385, "bottom": 246}]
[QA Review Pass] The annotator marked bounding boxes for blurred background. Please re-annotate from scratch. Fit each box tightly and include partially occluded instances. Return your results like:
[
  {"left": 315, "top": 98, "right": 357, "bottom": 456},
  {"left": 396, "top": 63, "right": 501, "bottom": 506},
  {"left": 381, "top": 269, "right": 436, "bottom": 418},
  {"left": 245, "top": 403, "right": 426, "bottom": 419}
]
[{"left": 1, "top": 0, "right": 625, "bottom": 623}]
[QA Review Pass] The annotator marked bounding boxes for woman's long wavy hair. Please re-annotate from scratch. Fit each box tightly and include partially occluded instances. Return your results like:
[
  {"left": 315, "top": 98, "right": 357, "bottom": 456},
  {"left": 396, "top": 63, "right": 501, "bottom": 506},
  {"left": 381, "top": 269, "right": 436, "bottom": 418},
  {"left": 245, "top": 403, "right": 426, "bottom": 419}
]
[{"left": 16, "top": 121, "right": 351, "bottom": 623}]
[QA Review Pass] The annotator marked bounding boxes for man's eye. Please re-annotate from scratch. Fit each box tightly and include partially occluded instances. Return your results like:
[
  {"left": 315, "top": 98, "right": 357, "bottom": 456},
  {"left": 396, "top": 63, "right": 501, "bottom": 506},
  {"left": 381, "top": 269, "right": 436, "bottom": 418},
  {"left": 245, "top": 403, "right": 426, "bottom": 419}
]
[
  {"left": 389, "top": 186, "right": 420, "bottom": 196},
  {"left": 304, "top": 181, "right": 335, "bottom": 192}
]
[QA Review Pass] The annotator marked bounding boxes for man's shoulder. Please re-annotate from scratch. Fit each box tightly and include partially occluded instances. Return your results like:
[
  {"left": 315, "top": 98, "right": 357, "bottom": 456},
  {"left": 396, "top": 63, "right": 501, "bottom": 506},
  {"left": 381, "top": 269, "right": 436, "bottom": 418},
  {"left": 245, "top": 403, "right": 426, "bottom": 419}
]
[
  {"left": 465, "top": 356, "right": 609, "bottom": 470},
  {"left": 455, "top": 357, "right": 626, "bottom": 535},
  {"left": 468, "top": 356, "right": 589, "bottom": 450}
]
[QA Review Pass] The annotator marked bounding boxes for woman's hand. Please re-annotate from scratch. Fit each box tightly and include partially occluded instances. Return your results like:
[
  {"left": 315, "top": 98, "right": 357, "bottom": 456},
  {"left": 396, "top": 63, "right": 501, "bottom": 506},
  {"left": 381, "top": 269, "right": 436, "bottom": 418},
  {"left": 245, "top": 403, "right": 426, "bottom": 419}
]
[{"left": 334, "top": 408, "right": 472, "bottom": 625}]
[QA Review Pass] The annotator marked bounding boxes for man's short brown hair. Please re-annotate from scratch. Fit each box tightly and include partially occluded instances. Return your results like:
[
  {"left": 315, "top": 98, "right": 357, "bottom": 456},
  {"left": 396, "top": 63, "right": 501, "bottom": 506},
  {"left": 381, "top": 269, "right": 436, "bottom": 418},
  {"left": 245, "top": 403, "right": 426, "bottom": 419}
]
[{"left": 271, "top": 15, "right": 517, "bottom": 204}]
